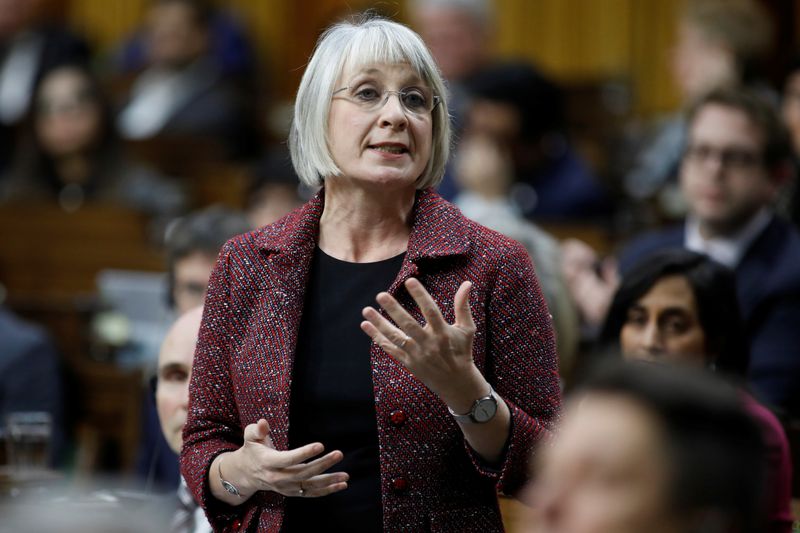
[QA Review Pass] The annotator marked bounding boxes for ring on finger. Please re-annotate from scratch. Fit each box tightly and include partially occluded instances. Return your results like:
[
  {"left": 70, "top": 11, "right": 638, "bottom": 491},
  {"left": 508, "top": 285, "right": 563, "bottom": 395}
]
[
  {"left": 298, "top": 481, "right": 306, "bottom": 497},
  {"left": 396, "top": 335, "right": 411, "bottom": 349}
]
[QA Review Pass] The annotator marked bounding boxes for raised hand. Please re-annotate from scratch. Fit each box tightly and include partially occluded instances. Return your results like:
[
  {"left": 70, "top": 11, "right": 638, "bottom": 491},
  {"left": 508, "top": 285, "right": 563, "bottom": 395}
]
[
  {"left": 218, "top": 418, "right": 349, "bottom": 501},
  {"left": 360, "top": 277, "right": 485, "bottom": 408}
]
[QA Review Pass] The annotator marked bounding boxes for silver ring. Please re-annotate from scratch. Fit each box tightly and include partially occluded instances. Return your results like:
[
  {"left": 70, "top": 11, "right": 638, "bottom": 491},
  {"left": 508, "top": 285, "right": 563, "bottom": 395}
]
[
  {"left": 298, "top": 487, "right": 305, "bottom": 497},
  {"left": 397, "top": 335, "right": 410, "bottom": 349}
]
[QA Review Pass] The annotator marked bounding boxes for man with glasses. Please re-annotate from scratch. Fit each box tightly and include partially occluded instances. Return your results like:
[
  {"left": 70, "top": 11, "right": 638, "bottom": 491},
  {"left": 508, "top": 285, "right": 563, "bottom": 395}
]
[{"left": 564, "top": 87, "right": 800, "bottom": 418}]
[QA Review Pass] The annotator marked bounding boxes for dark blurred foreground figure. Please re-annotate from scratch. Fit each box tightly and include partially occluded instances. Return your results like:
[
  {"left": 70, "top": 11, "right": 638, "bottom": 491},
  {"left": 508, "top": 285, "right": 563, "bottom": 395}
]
[
  {"left": 524, "top": 361, "right": 768, "bottom": 533},
  {"left": 599, "top": 249, "right": 792, "bottom": 532}
]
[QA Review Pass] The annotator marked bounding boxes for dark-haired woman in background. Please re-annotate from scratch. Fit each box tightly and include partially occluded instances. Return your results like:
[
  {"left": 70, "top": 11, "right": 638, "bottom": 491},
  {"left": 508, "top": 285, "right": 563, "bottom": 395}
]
[
  {"left": 598, "top": 249, "right": 792, "bottom": 533},
  {"left": 0, "top": 64, "right": 184, "bottom": 215}
]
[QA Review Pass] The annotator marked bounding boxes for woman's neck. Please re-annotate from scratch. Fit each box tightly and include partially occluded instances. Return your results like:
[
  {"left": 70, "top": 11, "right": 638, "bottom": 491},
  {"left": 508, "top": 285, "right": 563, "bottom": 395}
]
[
  {"left": 318, "top": 182, "right": 416, "bottom": 263},
  {"left": 54, "top": 154, "right": 91, "bottom": 187}
]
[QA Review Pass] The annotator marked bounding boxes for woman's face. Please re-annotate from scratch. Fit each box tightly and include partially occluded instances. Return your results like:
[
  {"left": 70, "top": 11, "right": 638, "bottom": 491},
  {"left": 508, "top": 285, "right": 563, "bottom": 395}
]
[
  {"left": 620, "top": 275, "right": 707, "bottom": 366},
  {"left": 327, "top": 62, "right": 433, "bottom": 192},
  {"left": 523, "top": 394, "right": 682, "bottom": 533},
  {"left": 36, "top": 68, "right": 102, "bottom": 157}
]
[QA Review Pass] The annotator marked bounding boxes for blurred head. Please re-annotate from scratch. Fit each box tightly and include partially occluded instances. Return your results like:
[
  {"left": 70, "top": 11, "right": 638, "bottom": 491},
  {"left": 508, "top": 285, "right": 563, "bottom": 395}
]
[
  {"left": 165, "top": 206, "right": 251, "bottom": 313},
  {"left": 34, "top": 65, "right": 105, "bottom": 158},
  {"left": 246, "top": 147, "right": 302, "bottom": 228},
  {"left": 526, "top": 362, "right": 766, "bottom": 533},
  {"left": 781, "top": 60, "right": 800, "bottom": 155},
  {"left": 600, "top": 249, "right": 748, "bottom": 377},
  {"left": 671, "top": 0, "right": 772, "bottom": 100},
  {"left": 156, "top": 306, "right": 203, "bottom": 454},
  {"left": 408, "top": 0, "right": 492, "bottom": 81},
  {"left": 146, "top": 0, "right": 212, "bottom": 68},
  {"left": 680, "top": 88, "right": 791, "bottom": 236},
  {"left": 289, "top": 15, "right": 450, "bottom": 190}
]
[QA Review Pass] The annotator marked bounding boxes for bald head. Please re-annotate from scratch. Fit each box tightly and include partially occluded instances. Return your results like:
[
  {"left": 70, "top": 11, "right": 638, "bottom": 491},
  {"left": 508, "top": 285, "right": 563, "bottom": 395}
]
[{"left": 156, "top": 306, "right": 203, "bottom": 454}]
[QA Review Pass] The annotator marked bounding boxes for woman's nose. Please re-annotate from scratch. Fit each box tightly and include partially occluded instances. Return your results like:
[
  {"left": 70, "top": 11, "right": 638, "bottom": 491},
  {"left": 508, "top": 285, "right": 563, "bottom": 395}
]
[
  {"left": 378, "top": 92, "right": 409, "bottom": 129},
  {"left": 640, "top": 321, "right": 664, "bottom": 354}
]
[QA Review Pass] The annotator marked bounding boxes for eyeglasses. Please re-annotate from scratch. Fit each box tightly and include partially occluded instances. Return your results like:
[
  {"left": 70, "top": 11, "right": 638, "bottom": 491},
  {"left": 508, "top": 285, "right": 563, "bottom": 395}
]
[
  {"left": 332, "top": 85, "right": 441, "bottom": 115},
  {"left": 684, "top": 144, "right": 763, "bottom": 170}
]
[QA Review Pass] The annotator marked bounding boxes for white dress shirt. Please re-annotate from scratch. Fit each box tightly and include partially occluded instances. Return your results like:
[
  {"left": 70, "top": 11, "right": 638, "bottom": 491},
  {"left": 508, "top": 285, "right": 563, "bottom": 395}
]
[{"left": 685, "top": 208, "right": 773, "bottom": 268}]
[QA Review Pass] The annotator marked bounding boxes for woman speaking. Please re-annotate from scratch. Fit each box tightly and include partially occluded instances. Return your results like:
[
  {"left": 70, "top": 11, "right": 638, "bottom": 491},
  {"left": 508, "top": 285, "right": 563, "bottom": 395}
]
[{"left": 180, "top": 15, "right": 560, "bottom": 533}]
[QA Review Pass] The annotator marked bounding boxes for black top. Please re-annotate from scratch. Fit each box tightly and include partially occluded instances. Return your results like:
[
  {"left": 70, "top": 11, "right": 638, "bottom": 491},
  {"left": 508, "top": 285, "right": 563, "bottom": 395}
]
[{"left": 284, "top": 247, "right": 405, "bottom": 532}]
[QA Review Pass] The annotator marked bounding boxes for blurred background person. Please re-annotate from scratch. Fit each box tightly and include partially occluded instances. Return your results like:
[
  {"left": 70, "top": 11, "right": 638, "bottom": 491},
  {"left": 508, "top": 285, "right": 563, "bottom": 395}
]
[
  {"left": 779, "top": 57, "right": 800, "bottom": 229},
  {"left": 563, "top": 88, "right": 800, "bottom": 419},
  {"left": 136, "top": 205, "right": 250, "bottom": 491},
  {"left": 0, "top": 63, "right": 184, "bottom": 215},
  {"left": 461, "top": 61, "right": 611, "bottom": 222},
  {"left": 623, "top": 0, "right": 774, "bottom": 220},
  {"left": 453, "top": 132, "right": 579, "bottom": 378},
  {"left": 598, "top": 249, "right": 792, "bottom": 532},
  {"left": 116, "top": 0, "right": 255, "bottom": 159},
  {"left": 0, "top": 303, "right": 64, "bottom": 467},
  {"left": 245, "top": 146, "right": 304, "bottom": 229},
  {"left": 0, "top": 0, "right": 89, "bottom": 174},
  {"left": 153, "top": 305, "right": 211, "bottom": 533},
  {"left": 524, "top": 362, "right": 768, "bottom": 533}
]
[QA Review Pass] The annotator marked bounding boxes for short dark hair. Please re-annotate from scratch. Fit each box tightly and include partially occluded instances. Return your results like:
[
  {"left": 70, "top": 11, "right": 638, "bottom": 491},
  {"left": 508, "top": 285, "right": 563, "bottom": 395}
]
[
  {"left": 576, "top": 361, "right": 766, "bottom": 533},
  {"left": 164, "top": 205, "right": 250, "bottom": 308},
  {"left": 599, "top": 249, "right": 749, "bottom": 378},
  {"left": 686, "top": 87, "right": 792, "bottom": 174}
]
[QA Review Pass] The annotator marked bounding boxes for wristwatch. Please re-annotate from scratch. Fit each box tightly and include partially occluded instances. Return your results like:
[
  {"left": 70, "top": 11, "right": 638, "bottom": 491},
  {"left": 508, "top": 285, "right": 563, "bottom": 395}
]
[{"left": 447, "top": 385, "right": 498, "bottom": 424}]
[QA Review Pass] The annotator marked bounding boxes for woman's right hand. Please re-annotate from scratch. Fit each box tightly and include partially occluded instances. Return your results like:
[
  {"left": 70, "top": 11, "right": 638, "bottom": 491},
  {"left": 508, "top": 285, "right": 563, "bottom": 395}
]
[{"left": 211, "top": 419, "right": 349, "bottom": 503}]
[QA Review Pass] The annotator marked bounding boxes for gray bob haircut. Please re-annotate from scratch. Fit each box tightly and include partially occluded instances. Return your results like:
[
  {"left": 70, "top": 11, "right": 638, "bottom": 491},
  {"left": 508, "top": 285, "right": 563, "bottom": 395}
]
[{"left": 289, "top": 15, "right": 451, "bottom": 189}]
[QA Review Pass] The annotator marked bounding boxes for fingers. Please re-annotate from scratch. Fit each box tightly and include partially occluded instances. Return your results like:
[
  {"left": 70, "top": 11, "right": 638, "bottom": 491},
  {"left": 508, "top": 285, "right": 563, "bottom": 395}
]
[
  {"left": 453, "top": 281, "right": 475, "bottom": 331},
  {"left": 286, "top": 450, "right": 345, "bottom": 478},
  {"left": 360, "top": 317, "right": 410, "bottom": 366},
  {"left": 244, "top": 419, "right": 274, "bottom": 448},
  {"left": 271, "top": 441, "right": 326, "bottom": 468},
  {"left": 301, "top": 472, "right": 349, "bottom": 497},
  {"left": 375, "top": 292, "right": 424, "bottom": 340},
  {"left": 404, "top": 278, "right": 448, "bottom": 332}
]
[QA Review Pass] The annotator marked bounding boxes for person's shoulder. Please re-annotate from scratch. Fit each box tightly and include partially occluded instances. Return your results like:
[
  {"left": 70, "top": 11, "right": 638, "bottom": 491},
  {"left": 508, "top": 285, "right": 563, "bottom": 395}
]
[
  {"left": 747, "top": 216, "right": 800, "bottom": 289},
  {"left": 0, "top": 307, "right": 55, "bottom": 364}
]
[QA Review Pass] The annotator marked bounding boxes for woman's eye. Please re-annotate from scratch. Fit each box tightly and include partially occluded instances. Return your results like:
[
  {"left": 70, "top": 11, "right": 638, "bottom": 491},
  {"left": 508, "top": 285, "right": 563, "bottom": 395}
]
[
  {"left": 355, "top": 88, "right": 380, "bottom": 101},
  {"left": 663, "top": 317, "right": 689, "bottom": 334},
  {"left": 625, "top": 309, "right": 647, "bottom": 326},
  {"left": 402, "top": 91, "right": 427, "bottom": 110}
]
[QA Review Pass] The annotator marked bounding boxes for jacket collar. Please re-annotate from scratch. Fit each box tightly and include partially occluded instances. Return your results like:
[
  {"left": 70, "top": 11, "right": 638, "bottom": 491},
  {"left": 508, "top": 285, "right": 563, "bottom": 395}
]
[{"left": 254, "top": 187, "right": 471, "bottom": 262}]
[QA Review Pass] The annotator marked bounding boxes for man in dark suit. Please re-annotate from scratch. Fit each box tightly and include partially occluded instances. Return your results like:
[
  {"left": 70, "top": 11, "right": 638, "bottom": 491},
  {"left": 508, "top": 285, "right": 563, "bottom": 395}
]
[
  {"left": 0, "top": 306, "right": 64, "bottom": 464},
  {"left": 565, "top": 88, "right": 800, "bottom": 418}
]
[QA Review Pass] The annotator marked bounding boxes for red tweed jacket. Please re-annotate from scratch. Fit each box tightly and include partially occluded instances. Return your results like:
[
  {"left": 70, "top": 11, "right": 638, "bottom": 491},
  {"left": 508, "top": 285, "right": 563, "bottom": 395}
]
[{"left": 180, "top": 188, "right": 561, "bottom": 532}]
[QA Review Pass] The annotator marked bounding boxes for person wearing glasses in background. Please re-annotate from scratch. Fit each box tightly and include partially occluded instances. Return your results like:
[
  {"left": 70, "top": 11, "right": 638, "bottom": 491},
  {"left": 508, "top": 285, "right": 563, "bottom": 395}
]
[
  {"left": 563, "top": 87, "right": 800, "bottom": 420},
  {"left": 180, "top": 15, "right": 560, "bottom": 533}
]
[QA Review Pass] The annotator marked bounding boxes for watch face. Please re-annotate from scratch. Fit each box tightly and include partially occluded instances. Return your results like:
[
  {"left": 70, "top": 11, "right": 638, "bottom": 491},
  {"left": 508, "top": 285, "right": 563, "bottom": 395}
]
[
  {"left": 222, "top": 480, "right": 240, "bottom": 496},
  {"left": 472, "top": 397, "right": 498, "bottom": 423}
]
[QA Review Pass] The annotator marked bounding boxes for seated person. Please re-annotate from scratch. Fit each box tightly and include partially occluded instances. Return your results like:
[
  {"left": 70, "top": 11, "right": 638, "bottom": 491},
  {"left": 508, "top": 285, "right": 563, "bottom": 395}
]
[
  {"left": 0, "top": 64, "right": 184, "bottom": 215},
  {"left": 525, "top": 361, "right": 768, "bottom": 533},
  {"left": 463, "top": 61, "right": 612, "bottom": 221},
  {"left": 136, "top": 206, "right": 250, "bottom": 489},
  {"left": 453, "top": 133, "right": 579, "bottom": 375},
  {"left": 116, "top": 0, "right": 254, "bottom": 159},
  {"left": 563, "top": 87, "right": 800, "bottom": 417},
  {"left": 0, "top": 305, "right": 64, "bottom": 466},
  {"left": 597, "top": 249, "right": 792, "bottom": 532},
  {"left": 154, "top": 306, "right": 211, "bottom": 532}
]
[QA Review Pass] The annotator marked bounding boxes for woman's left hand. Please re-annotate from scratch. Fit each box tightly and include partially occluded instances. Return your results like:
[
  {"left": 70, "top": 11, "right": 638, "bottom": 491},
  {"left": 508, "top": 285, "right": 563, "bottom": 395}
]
[{"left": 360, "top": 277, "right": 485, "bottom": 406}]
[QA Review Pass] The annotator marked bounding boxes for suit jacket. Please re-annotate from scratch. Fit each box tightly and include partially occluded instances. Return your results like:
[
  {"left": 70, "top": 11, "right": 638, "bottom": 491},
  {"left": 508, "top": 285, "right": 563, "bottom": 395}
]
[
  {"left": 181, "top": 188, "right": 561, "bottom": 532},
  {"left": 619, "top": 216, "right": 800, "bottom": 417}
]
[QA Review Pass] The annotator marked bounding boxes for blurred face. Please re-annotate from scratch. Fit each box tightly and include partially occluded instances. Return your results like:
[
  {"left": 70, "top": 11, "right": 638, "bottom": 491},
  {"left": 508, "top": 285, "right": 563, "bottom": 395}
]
[
  {"left": 156, "top": 308, "right": 202, "bottom": 454},
  {"left": 620, "top": 276, "right": 707, "bottom": 366},
  {"left": 781, "top": 72, "right": 800, "bottom": 154},
  {"left": 412, "top": 6, "right": 488, "bottom": 81},
  {"left": 524, "top": 394, "right": 681, "bottom": 533},
  {"left": 680, "top": 104, "right": 778, "bottom": 236},
  {"left": 671, "top": 22, "right": 738, "bottom": 101},
  {"left": 173, "top": 251, "right": 215, "bottom": 314},
  {"left": 247, "top": 184, "right": 300, "bottom": 228},
  {"left": 147, "top": 1, "right": 208, "bottom": 68},
  {"left": 327, "top": 62, "right": 433, "bottom": 192},
  {"left": 35, "top": 68, "right": 102, "bottom": 157}
]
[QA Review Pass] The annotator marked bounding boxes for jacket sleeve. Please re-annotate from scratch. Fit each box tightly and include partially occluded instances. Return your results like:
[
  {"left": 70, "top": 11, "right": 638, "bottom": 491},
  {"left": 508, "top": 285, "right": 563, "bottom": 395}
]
[
  {"left": 179, "top": 241, "right": 252, "bottom": 531},
  {"left": 465, "top": 240, "right": 561, "bottom": 496}
]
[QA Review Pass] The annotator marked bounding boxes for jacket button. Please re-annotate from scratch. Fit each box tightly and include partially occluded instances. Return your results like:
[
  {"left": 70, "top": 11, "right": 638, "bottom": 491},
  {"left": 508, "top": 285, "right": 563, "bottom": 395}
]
[
  {"left": 392, "top": 476, "right": 409, "bottom": 493},
  {"left": 389, "top": 409, "right": 407, "bottom": 427}
]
